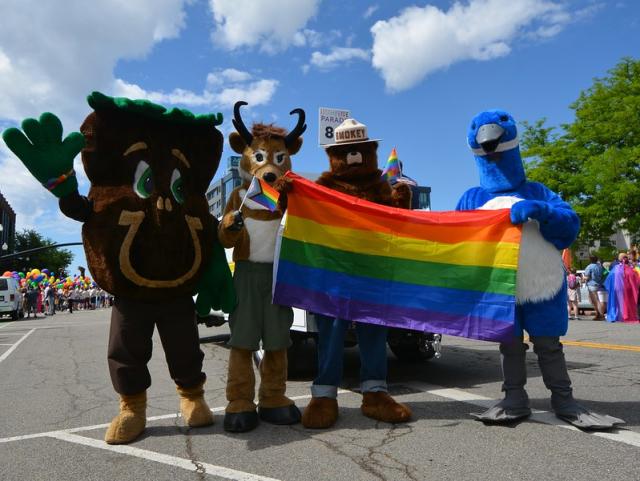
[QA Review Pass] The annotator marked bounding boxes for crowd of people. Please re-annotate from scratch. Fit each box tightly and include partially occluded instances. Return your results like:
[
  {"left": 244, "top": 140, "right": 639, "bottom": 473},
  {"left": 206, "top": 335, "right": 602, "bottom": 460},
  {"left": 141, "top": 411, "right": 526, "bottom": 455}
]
[
  {"left": 21, "top": 284, "right": 113, "bottom": 318},
  {"left": 567, "top": 249, "right": 640, "bottom": 323}
]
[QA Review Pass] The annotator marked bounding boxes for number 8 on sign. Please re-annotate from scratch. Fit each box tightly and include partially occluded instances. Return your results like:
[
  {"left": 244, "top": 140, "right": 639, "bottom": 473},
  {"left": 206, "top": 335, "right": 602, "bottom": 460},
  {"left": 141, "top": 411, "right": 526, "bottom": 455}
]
[{"left": 325, "top": 126, "right": 333, "bottom": 139}]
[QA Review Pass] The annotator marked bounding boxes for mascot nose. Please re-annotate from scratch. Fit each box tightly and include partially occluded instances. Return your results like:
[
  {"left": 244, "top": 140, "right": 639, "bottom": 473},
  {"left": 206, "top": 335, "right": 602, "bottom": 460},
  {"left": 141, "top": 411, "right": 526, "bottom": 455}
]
[
  {"left": 476, "top": 124, "right": 504, "bottom": 154},
  {"left": 262, "top": 172, "right": 277, "bottom": 183}
]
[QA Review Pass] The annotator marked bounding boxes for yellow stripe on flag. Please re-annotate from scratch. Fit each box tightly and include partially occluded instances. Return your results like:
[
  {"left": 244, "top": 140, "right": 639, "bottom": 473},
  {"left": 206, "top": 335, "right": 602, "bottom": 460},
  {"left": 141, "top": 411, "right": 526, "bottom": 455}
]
[{"left": 284, "top": 215, "right": 520, "bottom": 270}]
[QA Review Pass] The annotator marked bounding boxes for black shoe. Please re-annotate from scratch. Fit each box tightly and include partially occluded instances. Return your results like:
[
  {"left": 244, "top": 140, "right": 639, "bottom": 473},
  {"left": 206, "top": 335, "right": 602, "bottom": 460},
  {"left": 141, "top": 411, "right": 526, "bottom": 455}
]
[
  {"left": 258, "top": 404, "right": 301, "bottom": 425},
  {"left": 223, "top": 410, "right": 259, "bottom": 433}
]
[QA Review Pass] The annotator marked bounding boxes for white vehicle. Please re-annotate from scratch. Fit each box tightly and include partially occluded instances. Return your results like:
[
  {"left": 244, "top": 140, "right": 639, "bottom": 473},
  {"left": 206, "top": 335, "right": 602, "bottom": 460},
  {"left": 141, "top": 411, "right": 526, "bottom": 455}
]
[{"left": 0, "top": 276, "right": 24, "bottom": 320}]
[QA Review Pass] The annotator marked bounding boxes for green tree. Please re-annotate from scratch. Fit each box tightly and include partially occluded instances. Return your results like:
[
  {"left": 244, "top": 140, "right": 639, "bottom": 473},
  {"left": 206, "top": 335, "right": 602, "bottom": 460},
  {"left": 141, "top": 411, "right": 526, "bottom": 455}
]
[
  {"left": 6, "top": 229, "right": 73, "bottom": 275},
  {"left": 521, "top": 57, "right": 640, "bottom": 246}
]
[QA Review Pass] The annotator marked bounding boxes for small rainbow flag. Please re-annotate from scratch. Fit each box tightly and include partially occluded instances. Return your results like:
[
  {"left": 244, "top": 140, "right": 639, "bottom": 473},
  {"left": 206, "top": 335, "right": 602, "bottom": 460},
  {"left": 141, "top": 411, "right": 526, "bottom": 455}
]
[
  {"left": 273, "top": 173, "right": 523, "bottom": 342},
  {"left": 244, "top": 176, "right": 280, "bottom": 212},
  {"left": 381, "top": 147, "right": 401, "bottom": 181}
]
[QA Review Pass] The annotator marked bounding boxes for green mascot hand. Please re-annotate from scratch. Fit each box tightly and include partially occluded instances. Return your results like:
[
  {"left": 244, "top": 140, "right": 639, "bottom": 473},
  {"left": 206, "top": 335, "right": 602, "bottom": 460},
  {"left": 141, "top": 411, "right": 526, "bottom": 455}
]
[
  {"left": 195, "top": 240, "right": 237, "bottom": 318},
  {"left": 2, "top": 112, "right": 85, "bottom": 198}
]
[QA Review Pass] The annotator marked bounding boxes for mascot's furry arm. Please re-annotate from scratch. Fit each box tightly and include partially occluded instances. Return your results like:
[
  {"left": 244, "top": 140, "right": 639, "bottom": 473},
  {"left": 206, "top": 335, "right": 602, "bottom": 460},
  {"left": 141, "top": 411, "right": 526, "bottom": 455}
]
[
  {"left": 509, "top": 183, "right": 579, "bottom": 250},
  {"left": 457, "top": 182, "right": 579, "bottom": 250}
]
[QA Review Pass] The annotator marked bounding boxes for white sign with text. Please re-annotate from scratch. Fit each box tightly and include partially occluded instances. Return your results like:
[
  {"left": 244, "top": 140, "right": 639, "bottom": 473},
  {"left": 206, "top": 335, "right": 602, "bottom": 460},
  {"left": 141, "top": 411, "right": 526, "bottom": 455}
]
[{"left": 318, "top": 107, "right": 350, "bottom": 146}]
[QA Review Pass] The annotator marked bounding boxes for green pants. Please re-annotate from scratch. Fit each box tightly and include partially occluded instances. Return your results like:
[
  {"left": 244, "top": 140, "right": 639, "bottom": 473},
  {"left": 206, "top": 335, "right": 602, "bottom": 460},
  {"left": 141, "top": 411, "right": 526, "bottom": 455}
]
[{"left": 228, "top": 261, "right": 293, "bottom": 351}]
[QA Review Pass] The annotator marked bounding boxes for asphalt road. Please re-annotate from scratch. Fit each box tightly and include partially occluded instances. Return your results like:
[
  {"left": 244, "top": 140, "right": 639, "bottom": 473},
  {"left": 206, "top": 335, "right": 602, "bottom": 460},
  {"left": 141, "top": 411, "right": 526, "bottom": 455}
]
[{"left": 0, "top": 309, "right": 638, "bottom": 481}]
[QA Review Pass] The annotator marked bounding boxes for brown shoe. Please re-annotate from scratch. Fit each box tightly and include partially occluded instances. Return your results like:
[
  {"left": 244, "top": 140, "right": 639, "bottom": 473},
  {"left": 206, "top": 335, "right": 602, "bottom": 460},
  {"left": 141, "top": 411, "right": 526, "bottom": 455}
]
[
  {"left": 302, "top": 397, "right": 338, "bottom": 429},
  {"left": 361, "top": 392, "right": 412, "bottom": 424},
  {"left": 177, "top": 382, "right": 214, "bottom": 427},
  {"left": 104, "top": 391, "right": 147, "bottom": 444}
]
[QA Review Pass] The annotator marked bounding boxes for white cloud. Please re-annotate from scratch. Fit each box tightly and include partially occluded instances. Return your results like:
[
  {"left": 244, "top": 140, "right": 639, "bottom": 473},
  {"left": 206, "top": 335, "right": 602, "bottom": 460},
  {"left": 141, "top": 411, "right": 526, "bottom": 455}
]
[
  {"left": 114, "top": 69, "right": 279, "bottom": 109},
  {"left": 307, "top": 47, "right": 371, "bottom": 71},
  {"left": 0, "top": 0, "right": 193, "bottom": 250},
  {"left": 208, "top": 0, "right": 321, "bottom": 53},
  {"left": 0, "top": 0, "right": 191, "bottom": 127},
  {"left": 364, "top": 5, "right": 379, "bottom": 19},
  {"left": 371, "top": 0, "right": 571, "bottom": 92}
]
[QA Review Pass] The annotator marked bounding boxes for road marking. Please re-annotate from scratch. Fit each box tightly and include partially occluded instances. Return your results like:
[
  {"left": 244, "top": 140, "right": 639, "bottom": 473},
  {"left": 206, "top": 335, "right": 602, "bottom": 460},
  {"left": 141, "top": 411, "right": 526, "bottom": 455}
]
[
  {"left": 0, "top": 390, "right": 351, "bottom": 444},
  {"left": 0, "top": 329, "right": 35, "bottom": 364},
  {"left": 561, "top": 340, "right": 640, "bottom": 353},
  {"left": 410, "top": 381, "right": 640, "bottom": 449},
  {"left": 0, "top": 343, "right": 14, "bottom": 345},
  {"left": 47, "top": 431, "right": 281, "bottom": 481},
  {"left": 0, "top": 321, "right": 14, "bottom": 329},
  {"left": 523, "top": 337, "right": 640, "bottom": 353}
]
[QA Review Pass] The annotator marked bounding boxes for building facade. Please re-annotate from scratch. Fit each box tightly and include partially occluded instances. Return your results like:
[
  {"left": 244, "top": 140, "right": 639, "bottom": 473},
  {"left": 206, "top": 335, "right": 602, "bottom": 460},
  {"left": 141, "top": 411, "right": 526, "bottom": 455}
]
[
  {"left": 206, "top": 156, "right": 243, "bottom": 218},
  {"left": 206, "top": 158, "right": 432, "bottom": 217},
  {"left": 0, "top": 191, "right": 16, "bottom": 254}
]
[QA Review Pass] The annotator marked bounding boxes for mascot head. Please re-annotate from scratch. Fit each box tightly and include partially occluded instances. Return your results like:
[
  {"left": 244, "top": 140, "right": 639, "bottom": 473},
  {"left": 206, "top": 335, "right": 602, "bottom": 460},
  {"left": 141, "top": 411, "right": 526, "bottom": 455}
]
[
  {"left": 229, "top": 101, "right": 306, "bottom": 187},
  {"left": 324, "top": 118, "right": 380, "bottom": 180},
  {"left": 79, "top": 92, "right": 224, "bottom": 301},
  {"left": 467, "top": 109, "right": 525, "bottom": 193}
]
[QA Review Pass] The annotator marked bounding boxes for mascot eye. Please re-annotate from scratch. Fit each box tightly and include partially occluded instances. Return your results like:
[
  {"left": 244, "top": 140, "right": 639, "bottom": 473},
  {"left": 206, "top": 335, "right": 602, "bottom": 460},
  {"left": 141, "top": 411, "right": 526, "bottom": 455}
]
[
  {"left": 471, "top": 123, "right": 476, "bottom": 130},
  {"left": 274, "top": 152, "right": 286, "bottom": 165},
  {"left": 253, "top": 151, "right": 267, "bottom": 164},
  {"left": 133, "top": 161, "right": 154, "bottom": 198},
  {"left": 499, "top": 115, "right": 509, "bottom": 122},
  {"left": 170, "top": 169, "right": 184, "bottom": 204}
]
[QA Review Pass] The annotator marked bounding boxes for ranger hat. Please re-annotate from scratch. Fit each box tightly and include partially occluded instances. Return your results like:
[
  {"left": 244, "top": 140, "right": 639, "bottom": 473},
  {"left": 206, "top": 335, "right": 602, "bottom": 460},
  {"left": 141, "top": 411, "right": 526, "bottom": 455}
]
[{"left": 323, "top": 118, "right": 381, "bottom": 148}]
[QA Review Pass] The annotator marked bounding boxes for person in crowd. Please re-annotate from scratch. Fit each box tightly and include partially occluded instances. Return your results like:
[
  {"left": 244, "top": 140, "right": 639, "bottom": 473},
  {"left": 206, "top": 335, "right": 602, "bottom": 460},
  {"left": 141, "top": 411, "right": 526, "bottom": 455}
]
[
  {"left": 567, "top": 269, "right": 581, "bottom": 320},
  {"left": 584, "top": 256, "right": 605, "bottom": 320},
  {"left": 46, "top": 284, "right": 56, "bottom": 316},
  {"left": 25, "top": 287, "right": 39, "bottom": 318}
]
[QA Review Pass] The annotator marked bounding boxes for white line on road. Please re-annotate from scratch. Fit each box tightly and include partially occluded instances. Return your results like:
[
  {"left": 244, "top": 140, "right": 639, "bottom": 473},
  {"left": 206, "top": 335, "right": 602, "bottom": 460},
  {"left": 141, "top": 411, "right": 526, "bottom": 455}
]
[
  {"left": 0, "top": 322, "right": 14, "bottom": 329},
  {"left": 0, "top": 329, "right": 35, "bottom": 364},
  {"left": 0, "top": 343, "right": 14, "bottom": 345},
  {"left": 47, "top": 431, "right": 282, "bottom": 481},
  {"left": 410, "top": 381, "right": 640, "bottom": 449}
]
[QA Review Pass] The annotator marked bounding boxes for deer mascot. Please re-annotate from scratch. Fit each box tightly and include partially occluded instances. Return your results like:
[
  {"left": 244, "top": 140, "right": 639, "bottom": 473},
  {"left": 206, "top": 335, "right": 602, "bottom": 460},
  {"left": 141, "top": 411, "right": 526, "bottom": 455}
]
[{"left": 218, "top": 101, "right": 306, "bottom": 432}]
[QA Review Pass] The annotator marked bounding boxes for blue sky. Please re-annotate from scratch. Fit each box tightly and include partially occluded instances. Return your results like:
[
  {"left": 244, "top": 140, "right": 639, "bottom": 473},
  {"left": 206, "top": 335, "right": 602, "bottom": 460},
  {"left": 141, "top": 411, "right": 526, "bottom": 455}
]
[{"left": 0, "top": 0, "right": 638, "bottom": 276}]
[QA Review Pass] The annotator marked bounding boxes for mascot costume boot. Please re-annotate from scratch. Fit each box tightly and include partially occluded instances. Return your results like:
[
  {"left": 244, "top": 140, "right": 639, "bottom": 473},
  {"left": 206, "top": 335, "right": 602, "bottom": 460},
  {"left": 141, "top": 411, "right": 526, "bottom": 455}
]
[
  {"left": 3, "top": 93, "right": 236, "bottom": 444},
  {"left": 456, "top": 109, "right": 624, "bottom": 430},
  {"left": 218, "top": 101, "right": 306, "bottom": 433},
  {"left": 297, "top": 118, "right": 413, "bottom": 429}
]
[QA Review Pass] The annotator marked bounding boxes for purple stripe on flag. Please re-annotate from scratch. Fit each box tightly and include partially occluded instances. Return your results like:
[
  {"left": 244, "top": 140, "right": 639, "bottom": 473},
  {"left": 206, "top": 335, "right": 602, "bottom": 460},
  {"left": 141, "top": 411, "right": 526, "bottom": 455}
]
[{"left": 274, "top": 283, "right": 516, "bottom": 342}]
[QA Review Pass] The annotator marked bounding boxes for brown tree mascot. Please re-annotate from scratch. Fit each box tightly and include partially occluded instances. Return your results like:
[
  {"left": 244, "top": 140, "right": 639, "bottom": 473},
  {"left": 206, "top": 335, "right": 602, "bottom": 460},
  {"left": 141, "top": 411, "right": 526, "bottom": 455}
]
[
  {"left": 218, "top": 101, "right": 306, "bottom": 432},
  {"left": 283, "top": 118, "right": 414, "bottom": 428},
  {"left": 3, "top": 92, "right": 235, "bottom": 444}
]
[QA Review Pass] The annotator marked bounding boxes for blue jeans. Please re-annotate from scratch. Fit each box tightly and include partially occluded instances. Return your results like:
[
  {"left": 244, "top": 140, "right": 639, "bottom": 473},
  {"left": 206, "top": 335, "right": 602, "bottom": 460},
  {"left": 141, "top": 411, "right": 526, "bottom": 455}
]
[{"left": 311, "top": 315, "right": 388, "bottom": 398}]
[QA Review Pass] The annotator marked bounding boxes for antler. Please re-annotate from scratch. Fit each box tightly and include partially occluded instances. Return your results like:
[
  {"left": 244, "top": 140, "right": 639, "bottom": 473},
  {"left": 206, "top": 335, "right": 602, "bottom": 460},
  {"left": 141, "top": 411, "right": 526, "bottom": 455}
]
[
  {"left": 284, "top": 108, "right": 307, "bottom": 148},
  {"left": 232, "top": 101, "right": 253, "bottom": 146}
]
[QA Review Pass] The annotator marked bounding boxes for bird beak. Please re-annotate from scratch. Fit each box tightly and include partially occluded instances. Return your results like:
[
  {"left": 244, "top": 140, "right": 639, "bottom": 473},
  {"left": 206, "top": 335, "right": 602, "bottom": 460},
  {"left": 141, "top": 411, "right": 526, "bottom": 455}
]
[{"left": 476, "top": 124, "right": 505, "bottom": 154}]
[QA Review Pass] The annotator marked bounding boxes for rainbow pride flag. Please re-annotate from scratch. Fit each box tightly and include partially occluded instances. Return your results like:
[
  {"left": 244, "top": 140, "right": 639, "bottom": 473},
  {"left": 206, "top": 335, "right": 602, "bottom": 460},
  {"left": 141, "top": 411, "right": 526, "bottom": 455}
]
[
  {"left": 273, "top": 173, "right": 523, "bottom": 342},
  {"left": 244, "top": 176, "right": 280, "bottom": 212},
  {"left": 381, "top": 147, "right": 401, "bottom": 181}
]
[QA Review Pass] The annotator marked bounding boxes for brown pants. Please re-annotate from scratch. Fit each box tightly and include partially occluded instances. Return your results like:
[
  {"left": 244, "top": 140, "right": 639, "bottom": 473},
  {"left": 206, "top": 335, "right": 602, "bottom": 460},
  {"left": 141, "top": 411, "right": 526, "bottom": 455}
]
[{"left": 108, "top": 296, "right": 205, "bottom": 395}]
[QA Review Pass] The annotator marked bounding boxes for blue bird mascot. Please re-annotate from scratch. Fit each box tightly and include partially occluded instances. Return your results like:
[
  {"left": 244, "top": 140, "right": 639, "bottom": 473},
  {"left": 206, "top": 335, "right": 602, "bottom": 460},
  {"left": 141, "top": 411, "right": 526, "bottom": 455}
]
[{"left": 456, "top": 110, "right": 624, "bottom": 430}]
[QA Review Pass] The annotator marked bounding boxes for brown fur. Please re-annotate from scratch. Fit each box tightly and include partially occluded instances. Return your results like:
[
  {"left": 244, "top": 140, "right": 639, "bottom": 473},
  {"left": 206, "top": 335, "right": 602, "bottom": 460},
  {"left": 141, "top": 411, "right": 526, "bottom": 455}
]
[
  {"left": 301, "top": 397, "right": 339, "bottom": 429},
  {"left": 318, "top": 142, "right": 412, "bottom": 208},
  {"left": 225, "top": 347, "right": 257, "bottom": 414},
  {"left": 258, "top": 350, "right": 295, "bottom": 409},
  {"left": 219, "top": 117, "right": 303, "bottom": 262},
  {"left": 79, "top": 108, "right": 222, "bottom": 301},
  {"left": 361, "top": 392, "right": 412, "bottom": 423}
]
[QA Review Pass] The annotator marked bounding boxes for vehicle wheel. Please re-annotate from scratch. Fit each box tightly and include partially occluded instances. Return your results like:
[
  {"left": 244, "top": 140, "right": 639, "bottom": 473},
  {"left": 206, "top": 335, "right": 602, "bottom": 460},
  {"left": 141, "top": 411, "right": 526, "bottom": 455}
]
[
  {"left": 11, "top": 310, "right": 18, "bottom": 321},
  {"left": 388, "top": 332, "right": 436, "bottom": 362},
  {"left": 287, "top": 331, "right": 317, "bottom": 379}
]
